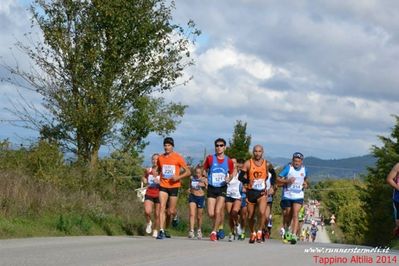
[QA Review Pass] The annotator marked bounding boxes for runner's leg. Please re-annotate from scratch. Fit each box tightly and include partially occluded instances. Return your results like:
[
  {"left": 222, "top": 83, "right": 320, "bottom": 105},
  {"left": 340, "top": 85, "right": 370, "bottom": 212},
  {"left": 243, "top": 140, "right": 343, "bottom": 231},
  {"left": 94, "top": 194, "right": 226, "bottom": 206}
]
[
  {"left": 213, "top": 196, "right": 225, "bottom": 232},
  {"left": 159, "top": 191, "right": 169, "bottom": 231},
  {"left": 290, "top": 202, "right": 302, "bottom": 236},
  {"left": 189, "top": 202, "right": 196, "bottom": 232}
]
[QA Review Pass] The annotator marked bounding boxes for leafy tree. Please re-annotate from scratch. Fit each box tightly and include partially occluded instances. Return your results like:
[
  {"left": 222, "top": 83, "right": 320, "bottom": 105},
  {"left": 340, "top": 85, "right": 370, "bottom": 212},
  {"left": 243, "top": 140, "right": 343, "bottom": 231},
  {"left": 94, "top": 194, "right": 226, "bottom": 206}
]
[
  {"left": 313, "top": 179, "right": 367, "bottom": 244},
  {"left": 3, "top": 0, "right": 199, "bottom": 167},
  {"left": 119, "top": 96, "right": 187, "bottom": 153},
  {"left": 225, "top": 120, "right": 251, "bottom": 160},
  {"left": 362, "top": 115, "right": 399, "bottom": 245}
]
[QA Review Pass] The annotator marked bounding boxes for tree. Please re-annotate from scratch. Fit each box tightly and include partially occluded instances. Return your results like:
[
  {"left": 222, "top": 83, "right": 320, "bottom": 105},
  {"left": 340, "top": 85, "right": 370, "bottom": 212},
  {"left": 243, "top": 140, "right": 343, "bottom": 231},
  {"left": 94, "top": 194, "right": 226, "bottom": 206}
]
[
  {"left": 225, "top": 120, "right": 251, "bottom": 160},
  {"left": 3, "top": 0, "right": 199, "bottom": 167},
  {"left": 313, "top": 179, "right": 367, "bottom": 244},
  {"left": 362, "top": 115, "right": 399, "bottom": 245}
]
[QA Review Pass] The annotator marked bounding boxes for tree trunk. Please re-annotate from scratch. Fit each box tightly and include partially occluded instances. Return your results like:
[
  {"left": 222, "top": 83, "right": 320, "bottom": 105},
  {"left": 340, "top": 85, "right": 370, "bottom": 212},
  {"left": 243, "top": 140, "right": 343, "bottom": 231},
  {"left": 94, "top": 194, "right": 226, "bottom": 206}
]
[{"left": 89, "top": 144, "right": 100, "bottom": 169}]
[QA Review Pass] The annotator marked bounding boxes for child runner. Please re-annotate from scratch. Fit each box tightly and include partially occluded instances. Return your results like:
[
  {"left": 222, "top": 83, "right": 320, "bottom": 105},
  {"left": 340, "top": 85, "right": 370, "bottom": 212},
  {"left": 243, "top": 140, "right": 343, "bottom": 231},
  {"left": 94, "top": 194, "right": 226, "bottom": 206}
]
[
  {"left": 188, "top": 166, "right": 207, "bottom": 239},
  {"left": 142, "top": 153, "right": 160, "bottom": 238}
]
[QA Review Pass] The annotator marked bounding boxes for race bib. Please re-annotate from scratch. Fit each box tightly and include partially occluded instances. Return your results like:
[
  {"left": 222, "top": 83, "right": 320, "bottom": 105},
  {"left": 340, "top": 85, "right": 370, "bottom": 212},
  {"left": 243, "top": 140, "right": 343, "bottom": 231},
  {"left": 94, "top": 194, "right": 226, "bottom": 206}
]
[
  {"left": 211, "top": 172, "right": 226, "bottom": 186},
  {"left": 252, "top": 179, "right": 266, "bottom": 190},
  {"left": 284, "top": 182, "right": 304, "bottom": 199},
  {"left": 148, "top": 174, "right": 156, "bottom": 186},
  {"left": 162, "top": 165, "right": 176, "bottom": 179},
  {"left": 288, "top": 183, "right": 302, "bottom": 193},
  {"left": 191, "top": 180, "right": 200, "bottom": 190}
]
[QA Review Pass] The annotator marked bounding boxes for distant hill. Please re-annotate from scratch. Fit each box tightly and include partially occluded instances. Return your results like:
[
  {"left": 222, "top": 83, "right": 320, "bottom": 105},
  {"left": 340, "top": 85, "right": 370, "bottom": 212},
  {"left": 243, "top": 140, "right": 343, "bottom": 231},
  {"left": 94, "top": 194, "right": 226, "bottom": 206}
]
[{"left": 268, "top": 154, "right": 377, "bottom": 181}]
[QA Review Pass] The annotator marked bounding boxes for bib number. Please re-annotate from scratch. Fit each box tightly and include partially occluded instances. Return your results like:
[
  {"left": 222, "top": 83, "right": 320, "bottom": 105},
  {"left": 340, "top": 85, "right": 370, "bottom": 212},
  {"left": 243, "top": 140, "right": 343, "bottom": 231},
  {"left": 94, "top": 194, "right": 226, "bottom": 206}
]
[
  {"left": 289, "top": 183, "right": 302, "bottom": 193},
  {"left": 148, "top": 174, "right": 156, "bottom": 186},
  {"left": 253, "top": 179, "right": 265, "bottom": 190},
  {"left": 212, "top": 172, "right": 226, "bottom": 186},
  {"left": 162, "top": 165, "right": 176, "bottom": 179},
  {"left": 191, "top": 180, "right": 200, "bottom": 190}
]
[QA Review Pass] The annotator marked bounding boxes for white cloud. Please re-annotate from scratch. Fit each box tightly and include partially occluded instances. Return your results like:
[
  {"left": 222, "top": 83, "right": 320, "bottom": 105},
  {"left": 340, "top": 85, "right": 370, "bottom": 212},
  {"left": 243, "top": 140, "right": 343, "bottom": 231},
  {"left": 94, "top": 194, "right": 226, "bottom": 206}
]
[{"left": 2, "top": 0, "right": 399, "bottom": 160}]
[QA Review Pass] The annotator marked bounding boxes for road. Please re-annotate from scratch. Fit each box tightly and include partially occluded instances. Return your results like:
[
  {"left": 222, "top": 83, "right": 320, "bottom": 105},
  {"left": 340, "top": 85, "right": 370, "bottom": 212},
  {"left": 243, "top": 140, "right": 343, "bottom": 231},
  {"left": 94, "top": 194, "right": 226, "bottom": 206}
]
[{"left": 0, "top": 236, "right": 397, "bottom": 266}]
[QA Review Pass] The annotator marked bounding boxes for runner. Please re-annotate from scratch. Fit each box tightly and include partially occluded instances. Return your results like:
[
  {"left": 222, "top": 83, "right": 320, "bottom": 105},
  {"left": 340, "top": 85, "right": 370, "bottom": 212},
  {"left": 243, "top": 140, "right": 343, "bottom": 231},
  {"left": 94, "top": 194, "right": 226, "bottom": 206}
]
[
  {"left": 310, "top": 223, "right": 318, "bottom": 242},
  {"left": 238, "top": 192, "right": 248, "bottom": 240},
  {"left": 300, "top": 228, "right": 306, "bottom": 242},
  {"left": 298, "top": 205, "right": 305, "bottom": 233},
  {"left": 237, "top": 159, "right": 247, "bottom": 240},
  {"left": 277, "top": 152, "right": 309, "bottom": 244},
  {"left": 305, "top": 227, "right": 310, "bottom": 242},
  {"left": 225, "top": 158, "right": 243, "bottom": 242},
  {"left": 142, "top": 153, "right": 161, "bottom": 238},
  {"left": 156, "top": 137, "right": 191, "bottom": 239},
  {"left": 264, "top": 163, "right": 277, "bottom": 240},
  {"left": 188, "top": 165, "right": 207, "bottom": 239},
  {"left": 265, "top": 214, "right": 273, "bottom": 239},
  {"left": 238, "top": 145, "right": 272, "bottom": 244},
  {"left": 386, "top": 162, "right": 399, "bottom": 237},
  {"left": 203, "top": 138, "right": 234, "bottom": 241}
]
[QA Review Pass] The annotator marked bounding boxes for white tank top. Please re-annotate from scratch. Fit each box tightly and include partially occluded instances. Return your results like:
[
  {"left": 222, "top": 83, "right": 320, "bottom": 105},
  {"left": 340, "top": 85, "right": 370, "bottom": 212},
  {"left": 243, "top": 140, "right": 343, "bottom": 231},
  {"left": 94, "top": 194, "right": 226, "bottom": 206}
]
[
  {"left": 282, "top": 165, "right": 306, "bottom": 200},
  {"left": 226, "top": 174, "right": 241, "bottom": 199}
]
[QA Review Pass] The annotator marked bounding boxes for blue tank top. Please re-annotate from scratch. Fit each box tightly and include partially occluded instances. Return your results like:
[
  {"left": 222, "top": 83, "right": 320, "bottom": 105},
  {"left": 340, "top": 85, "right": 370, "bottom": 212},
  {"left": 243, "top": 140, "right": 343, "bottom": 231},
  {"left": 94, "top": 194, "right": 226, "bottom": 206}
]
[{"left": 208, "top": 154, "right": 229, "bottom": 187}]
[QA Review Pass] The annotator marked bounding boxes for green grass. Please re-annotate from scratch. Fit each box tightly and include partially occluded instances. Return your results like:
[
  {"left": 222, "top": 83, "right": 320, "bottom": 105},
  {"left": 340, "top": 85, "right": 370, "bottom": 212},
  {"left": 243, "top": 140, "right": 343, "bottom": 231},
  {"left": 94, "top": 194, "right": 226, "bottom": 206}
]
[{"left": 0, "top": 212, "right": 148, "bottom": 239}]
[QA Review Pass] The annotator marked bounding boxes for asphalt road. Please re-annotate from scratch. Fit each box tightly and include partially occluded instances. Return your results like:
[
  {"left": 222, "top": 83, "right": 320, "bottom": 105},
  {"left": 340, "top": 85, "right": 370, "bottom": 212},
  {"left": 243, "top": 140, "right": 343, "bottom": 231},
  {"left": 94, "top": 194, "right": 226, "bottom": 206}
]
[{"left": 0, "top": 236, "right": 397, "bottom": 266}]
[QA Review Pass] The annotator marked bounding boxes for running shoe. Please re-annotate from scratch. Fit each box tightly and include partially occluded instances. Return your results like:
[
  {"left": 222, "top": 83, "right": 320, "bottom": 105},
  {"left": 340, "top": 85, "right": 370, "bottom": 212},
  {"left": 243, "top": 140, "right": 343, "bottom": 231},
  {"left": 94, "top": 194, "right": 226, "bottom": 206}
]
[
  {"left": 172, "top": 215, "right": 179, "bottom": 228},
  {"left": 164, "top": 230, "right": 171, "bottom": 238},
  {"left": 262, "top": 229, "right": 266, "bottom": 242},
  {"left": 228, "top": 233, "right": 234, "bottom": 242},
  {"left": 282, "top": 232, "right": 291, "bottom": 244},
  {"left": 152, "top": 229, "right": 158, "bottom": 238},
  {"left": 290, "top": 234, "right": 298, "bottom": 245},
  {"left": 239, "top": 232, "right": 246, "bottom": 240},
  {"left": 217, "top": 228, "right": 225, "bottom": 240},
  {"left": 188, "top": 230, "right": 195, "bottom": 239},
  {"left": 210, "top": 231, "right": 217, "bottom": 241},
  {"left": 249, "top": 232, "right": 256, "bottom": 244},
  {"left": 197, "top": 229, "right": 202, "bottom": 240},
  {"left": 256, "top": 230, "right": 263, "bottom": 243},
  {"left": 145, "top": 220, "right": 152, "bottom": 234},
  {"left": 156, "top": 230, "right": 165, "bottom": 240}
]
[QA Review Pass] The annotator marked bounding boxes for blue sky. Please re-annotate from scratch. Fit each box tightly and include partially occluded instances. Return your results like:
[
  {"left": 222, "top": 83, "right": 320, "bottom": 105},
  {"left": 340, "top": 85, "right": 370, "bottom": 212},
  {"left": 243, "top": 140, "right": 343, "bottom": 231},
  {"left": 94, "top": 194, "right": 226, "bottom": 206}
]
[{"left": 1, "top": 0, "right": 399, "bottom": 160}]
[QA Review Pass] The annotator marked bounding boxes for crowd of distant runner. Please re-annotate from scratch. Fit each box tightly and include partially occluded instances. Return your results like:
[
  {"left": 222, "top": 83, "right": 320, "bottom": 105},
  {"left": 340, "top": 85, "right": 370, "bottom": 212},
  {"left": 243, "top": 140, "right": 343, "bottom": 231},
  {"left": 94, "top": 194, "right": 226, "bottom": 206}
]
[{"left": 141, "top": 137, "right": 399, "bottom": 244}]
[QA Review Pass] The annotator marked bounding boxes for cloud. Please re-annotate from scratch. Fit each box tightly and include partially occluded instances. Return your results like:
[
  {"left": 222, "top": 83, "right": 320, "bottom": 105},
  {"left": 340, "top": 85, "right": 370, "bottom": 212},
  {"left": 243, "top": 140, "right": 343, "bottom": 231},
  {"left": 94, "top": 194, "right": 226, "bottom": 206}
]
[
  {"left": 150, "top": 0, "right": 399, "bottom": 159},
  {"left": 2, "top": 0, "right": 399, "bottom": 160}
]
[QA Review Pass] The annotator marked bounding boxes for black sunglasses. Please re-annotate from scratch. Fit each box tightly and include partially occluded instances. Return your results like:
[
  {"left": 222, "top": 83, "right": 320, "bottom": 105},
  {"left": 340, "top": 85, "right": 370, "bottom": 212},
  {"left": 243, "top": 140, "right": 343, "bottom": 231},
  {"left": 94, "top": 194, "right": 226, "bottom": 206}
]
[{"left": 215, "top": 144, "right": 225, "bottom": 147}]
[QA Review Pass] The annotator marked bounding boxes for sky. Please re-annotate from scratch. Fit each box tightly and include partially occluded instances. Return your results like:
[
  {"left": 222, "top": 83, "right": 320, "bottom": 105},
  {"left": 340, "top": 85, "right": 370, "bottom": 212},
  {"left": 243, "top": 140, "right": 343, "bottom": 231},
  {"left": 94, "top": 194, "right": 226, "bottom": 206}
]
[{"left": 1, "top": 1, "right": 399, "bottom": 161}]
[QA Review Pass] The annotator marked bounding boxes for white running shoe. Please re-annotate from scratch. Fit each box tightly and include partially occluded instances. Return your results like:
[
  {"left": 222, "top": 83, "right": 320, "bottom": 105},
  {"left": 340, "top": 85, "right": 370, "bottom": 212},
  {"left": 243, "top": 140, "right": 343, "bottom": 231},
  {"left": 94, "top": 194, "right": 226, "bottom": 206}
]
[
  {"left": 197, "top": 230, "right": 202, "bottom": 240},
  {"left": 188, "top": 230, "right": 195, "bottom": 239},
  {"left": 146, "top": 220, "right": 152, "bottom": 234},
  {"left": 152, "top": 229, "right": 158, "bottom": 238}
]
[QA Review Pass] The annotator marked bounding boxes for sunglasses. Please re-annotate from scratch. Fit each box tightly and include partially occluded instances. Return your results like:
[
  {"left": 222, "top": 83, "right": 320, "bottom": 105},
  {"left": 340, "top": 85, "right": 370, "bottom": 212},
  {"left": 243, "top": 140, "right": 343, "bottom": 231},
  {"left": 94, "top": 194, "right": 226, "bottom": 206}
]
[
  {"left": 215, "top": 144, "right": 225, "bottom": 147},
  {"left": 293, "top": 152, "right": 304, "bottom": 160}
]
